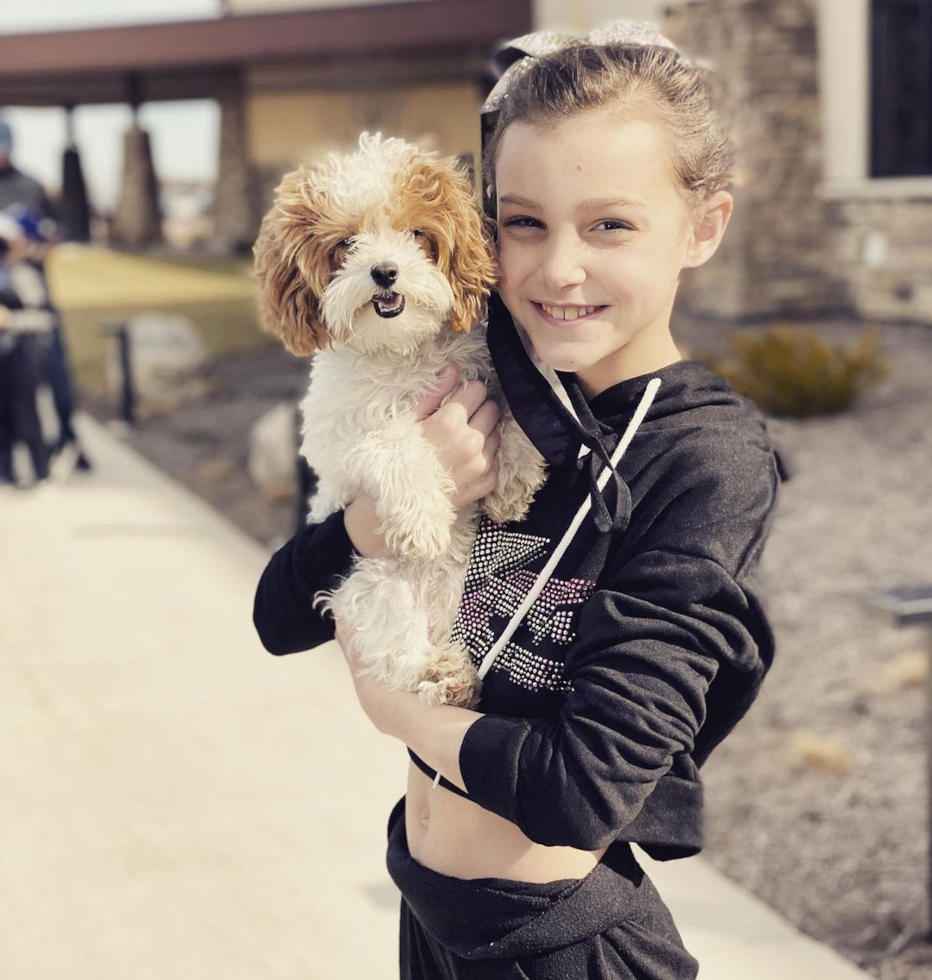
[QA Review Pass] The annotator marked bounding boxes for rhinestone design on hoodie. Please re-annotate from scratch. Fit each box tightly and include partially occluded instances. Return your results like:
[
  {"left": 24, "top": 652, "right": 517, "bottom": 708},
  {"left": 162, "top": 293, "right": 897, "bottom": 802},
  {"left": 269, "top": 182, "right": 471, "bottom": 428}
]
[{"left": 450, "top": 515, "right": 596, "bottom": 693}]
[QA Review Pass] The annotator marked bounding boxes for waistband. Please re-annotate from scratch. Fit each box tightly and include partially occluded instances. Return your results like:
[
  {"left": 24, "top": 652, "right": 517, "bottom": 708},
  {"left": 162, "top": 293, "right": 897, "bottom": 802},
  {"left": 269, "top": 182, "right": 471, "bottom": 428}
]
[{"left": 385, "top": 794, "right": 647, "bottom": 961}]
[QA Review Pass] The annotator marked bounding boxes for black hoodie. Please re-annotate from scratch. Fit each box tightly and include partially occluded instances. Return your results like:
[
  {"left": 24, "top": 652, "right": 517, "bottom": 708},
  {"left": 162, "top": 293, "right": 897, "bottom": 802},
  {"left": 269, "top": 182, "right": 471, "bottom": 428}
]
[{"left": 253, "top": 295, "right": 785, "bottom": 863}]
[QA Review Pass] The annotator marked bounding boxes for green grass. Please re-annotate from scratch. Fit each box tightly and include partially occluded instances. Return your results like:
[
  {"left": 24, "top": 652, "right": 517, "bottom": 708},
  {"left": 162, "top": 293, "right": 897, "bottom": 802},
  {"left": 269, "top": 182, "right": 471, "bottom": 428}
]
[{"left": 46, "top": 245, "right": 274, "bottom": 394}]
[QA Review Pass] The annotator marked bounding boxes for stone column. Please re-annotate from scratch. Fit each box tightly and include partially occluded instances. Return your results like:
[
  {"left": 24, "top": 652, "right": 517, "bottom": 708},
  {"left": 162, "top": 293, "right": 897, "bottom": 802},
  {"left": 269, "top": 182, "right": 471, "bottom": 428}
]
[
  {"left": 60, "top": 106, "right": 91, "bottom": 244},
  {"left": 214, "top": 70, "right": 259, "bottom": 253},
  {"left": 113, "top": 121, "right": 163, "bottom": 248},
  {"left": 665, "top": 0, "right": 835, "bottom": 322}
]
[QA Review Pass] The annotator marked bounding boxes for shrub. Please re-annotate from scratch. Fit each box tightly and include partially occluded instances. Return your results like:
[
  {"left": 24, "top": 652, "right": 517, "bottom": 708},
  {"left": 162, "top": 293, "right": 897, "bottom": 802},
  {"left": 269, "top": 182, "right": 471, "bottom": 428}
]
[{"left": 702, "top": 325, "right": 892, "bottom": 417}]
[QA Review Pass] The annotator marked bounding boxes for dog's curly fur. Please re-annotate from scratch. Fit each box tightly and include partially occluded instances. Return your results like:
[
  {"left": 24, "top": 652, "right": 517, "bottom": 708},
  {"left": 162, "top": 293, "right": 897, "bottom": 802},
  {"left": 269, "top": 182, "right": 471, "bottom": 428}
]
[{"left": 254, "top": 133, "right": 545, "bottom": 708}]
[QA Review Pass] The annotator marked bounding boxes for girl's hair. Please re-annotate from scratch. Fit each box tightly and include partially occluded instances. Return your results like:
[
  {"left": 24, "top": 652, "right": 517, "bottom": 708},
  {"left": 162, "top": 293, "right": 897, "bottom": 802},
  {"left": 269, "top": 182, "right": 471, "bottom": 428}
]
[{"left": 482, "top": 41, "right": 735, "bottom": 214}]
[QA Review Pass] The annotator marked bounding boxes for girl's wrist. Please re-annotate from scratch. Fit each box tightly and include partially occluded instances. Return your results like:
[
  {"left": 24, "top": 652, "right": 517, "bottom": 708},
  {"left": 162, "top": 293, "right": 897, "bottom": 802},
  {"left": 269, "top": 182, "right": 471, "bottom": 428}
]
[{"left": 344, "top": 494, "right": 390, "bottom": 558}]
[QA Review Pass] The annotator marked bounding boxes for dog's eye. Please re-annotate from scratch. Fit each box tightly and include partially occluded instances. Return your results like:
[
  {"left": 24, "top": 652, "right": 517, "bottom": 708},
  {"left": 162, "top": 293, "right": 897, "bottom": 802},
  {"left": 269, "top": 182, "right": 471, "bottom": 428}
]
[
  {"left": 337, "top": 238, "right": 353, "bottom": 249},
  {"left": 410, "top": 229, "right": 423, "bottom": 239}
]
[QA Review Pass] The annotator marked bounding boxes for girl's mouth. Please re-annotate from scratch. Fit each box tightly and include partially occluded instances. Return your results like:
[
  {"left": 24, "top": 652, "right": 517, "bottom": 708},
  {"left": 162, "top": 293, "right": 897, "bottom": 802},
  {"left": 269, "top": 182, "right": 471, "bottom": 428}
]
[
  {"left": 373, "top": 291, "right": 406, "bottom": 318},
  {"left": 532, "top": 301, "right": 606, "bottom": 325}
]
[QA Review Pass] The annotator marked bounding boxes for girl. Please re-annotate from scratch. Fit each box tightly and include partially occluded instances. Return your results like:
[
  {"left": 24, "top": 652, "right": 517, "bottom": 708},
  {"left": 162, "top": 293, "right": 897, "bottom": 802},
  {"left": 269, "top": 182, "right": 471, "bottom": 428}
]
[{"left": 254, "top": 22, "right": 783, "bottom": 979}]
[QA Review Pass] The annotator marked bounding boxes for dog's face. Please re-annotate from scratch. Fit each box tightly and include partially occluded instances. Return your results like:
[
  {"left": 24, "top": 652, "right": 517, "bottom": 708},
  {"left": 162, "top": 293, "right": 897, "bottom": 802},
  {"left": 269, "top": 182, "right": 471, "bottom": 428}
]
[{"left": 254, "top": 133, "right": 497, "bottom": 356}]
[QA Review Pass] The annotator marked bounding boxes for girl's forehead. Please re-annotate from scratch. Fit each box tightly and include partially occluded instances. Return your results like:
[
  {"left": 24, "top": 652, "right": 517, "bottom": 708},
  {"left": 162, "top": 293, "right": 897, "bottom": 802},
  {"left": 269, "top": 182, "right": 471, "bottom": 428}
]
[{"left": 495, "top": 113, "right": 681, "bottom": 204}]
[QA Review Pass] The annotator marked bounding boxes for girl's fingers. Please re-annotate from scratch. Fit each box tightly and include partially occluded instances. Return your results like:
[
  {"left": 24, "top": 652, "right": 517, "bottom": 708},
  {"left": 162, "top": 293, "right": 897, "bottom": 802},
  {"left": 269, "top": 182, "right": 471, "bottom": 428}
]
[
  {"left": 443, "top": 379, "right": 490, "bottom": 421},
  {"left": 468, "top": 398, "right": 502, "bottom": 438}
]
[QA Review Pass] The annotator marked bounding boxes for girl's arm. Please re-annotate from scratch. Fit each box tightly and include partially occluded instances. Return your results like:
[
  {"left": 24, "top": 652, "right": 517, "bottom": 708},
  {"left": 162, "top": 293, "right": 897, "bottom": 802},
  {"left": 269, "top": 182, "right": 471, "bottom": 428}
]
[
  {"left": 336, "top": 616, "right": 479, "bottom": 792},
  {"left": 253, "top": 507, "right": 361, "bottom": 654},
  {"left": 253, "top": 366, "right": 502, "bottom": 655}
]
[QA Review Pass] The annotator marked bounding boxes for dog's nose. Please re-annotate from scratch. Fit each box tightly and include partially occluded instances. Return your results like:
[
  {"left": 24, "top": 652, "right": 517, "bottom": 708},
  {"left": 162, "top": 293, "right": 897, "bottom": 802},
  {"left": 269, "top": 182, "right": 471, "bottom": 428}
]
[{"left": 370, "top": 263, "right": 399, "bottom": 289}]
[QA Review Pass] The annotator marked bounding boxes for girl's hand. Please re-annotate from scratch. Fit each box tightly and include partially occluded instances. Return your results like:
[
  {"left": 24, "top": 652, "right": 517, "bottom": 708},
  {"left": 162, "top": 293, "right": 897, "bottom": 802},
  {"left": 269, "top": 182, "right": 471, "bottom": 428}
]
[
  {"left": 417, "top": 364, "right": 502, "bottom": 509},
  {"left": 344, "top": 364, "right": 502, "bottom": 559}
]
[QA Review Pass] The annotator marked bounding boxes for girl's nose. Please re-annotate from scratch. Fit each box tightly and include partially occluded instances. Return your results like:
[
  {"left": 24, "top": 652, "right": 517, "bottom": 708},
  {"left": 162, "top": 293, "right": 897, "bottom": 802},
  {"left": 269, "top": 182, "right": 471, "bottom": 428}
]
[{"left": 537, "top": 234, "right": 587, "bottom": 290}]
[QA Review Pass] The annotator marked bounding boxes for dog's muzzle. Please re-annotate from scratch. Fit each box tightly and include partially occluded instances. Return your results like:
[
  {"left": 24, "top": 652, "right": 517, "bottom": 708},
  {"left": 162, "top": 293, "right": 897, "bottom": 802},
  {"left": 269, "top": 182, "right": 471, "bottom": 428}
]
[{"left": 372, "top": 290, "right": 406, "bottom": 318}]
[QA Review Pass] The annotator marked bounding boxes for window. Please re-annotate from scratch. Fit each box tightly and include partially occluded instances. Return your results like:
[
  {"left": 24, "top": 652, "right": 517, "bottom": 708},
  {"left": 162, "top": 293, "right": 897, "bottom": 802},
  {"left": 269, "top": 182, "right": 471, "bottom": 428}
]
[{"left": 870, "top": 0, "right": 932, "bottom": 177}]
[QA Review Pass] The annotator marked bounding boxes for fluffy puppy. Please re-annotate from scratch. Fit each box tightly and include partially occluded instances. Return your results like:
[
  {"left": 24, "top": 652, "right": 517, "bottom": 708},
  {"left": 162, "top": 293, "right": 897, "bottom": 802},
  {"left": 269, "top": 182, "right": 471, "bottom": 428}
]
[{"left": 254, "top": 133, "right": 545, "bottom": 708}]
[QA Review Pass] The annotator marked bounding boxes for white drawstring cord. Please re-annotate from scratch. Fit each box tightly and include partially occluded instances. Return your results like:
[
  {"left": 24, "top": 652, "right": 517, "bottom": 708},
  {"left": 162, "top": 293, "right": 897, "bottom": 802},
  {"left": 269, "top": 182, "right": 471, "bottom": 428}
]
[{"left": 431, "top": 377, "right": 662, "bottom": 791}]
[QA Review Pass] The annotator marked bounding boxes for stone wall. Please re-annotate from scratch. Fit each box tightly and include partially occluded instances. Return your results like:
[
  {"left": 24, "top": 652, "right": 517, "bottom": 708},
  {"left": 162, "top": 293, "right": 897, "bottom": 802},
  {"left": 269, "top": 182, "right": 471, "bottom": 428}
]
[
  {"left": 665, "top": 0, "right": 932, "bottom": 327},
  {"left": 665, "top": 0, "right": 833, "bottom": 322},
  {"left": 825, "top": 197, "right": 932, "bottom": 323}
]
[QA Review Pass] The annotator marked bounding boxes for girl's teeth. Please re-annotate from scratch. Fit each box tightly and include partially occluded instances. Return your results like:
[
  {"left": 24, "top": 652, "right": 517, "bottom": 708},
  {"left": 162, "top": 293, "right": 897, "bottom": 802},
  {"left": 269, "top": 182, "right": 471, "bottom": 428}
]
[{"left": 543, "top": 304, "right": 598, "bottom": 320}]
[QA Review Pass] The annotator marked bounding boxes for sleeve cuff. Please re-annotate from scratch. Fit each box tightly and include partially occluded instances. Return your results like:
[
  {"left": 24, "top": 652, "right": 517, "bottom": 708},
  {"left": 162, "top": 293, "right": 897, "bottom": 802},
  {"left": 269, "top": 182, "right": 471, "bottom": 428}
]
[
  {"left": 292, "top": 510, "right": 359, "bottom": 593},
  {"left": 458, "top": 713, "right": 533, "bottom": 827}
]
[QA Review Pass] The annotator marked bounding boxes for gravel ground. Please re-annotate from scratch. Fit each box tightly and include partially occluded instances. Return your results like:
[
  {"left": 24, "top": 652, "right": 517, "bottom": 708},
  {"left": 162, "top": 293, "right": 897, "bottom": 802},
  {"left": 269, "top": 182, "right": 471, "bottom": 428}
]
[{"left": 85, "top": 319, "right": 932, "bottom": 980}]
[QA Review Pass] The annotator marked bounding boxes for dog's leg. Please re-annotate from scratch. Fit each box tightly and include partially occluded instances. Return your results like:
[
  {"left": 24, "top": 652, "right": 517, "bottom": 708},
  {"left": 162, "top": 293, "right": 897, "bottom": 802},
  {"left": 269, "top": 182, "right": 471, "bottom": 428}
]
[
  {"left": 481, "top": 410, "right": 547, "bottom": 525},
  {"left": 415, "top": 515, "right": 482, "bottom": 708},
  {"left": 344, "top": 418, "right": 457, "bottom": 560},
  {"left": 324, "top": 558, "right": 433, "bottom": 688},
  {"left": 326, "top": 557, "right": 480, "bottom": 708}
]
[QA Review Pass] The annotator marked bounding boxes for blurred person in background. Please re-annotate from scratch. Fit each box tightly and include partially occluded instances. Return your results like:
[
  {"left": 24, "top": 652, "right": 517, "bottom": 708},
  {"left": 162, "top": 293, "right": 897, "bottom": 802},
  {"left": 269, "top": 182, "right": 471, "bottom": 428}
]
[
  {"left": 0, "top": 116, "right": 91, "bottom": 477},
  {"left": 0, "top": 211, "right": 56, "bottom": 487}
]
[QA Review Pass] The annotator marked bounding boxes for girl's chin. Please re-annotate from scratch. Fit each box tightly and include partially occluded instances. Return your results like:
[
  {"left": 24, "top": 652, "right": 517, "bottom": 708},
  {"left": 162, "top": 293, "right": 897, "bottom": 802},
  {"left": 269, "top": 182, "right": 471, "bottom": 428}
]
[
  {"left": 521, "top": 334, "right": 590, "bottom": 368},
  {"left": 533, "top": 350, "right": 594, "bottom": 375}
]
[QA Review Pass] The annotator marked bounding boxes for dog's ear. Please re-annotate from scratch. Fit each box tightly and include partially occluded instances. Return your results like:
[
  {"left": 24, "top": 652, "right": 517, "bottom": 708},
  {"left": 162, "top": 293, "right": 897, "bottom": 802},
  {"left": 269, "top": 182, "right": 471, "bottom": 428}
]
[
  {"left": 428, "top": 160, "right": 498, "bottom": 333},
  {"left": 253, "top": 168, "right": 330, "bottom": 356}
]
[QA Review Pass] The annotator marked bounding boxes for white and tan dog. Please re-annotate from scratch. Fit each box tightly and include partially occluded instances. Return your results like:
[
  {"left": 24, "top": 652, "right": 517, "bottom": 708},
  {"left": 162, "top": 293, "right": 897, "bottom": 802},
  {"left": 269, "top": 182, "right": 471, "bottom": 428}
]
[{"left": 254, "top": 133, "right": 545, "bottom": 708}]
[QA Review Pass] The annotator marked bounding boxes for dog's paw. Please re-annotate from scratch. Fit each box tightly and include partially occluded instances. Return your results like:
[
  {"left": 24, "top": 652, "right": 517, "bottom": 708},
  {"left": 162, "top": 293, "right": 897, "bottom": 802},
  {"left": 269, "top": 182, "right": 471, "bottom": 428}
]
[
  {"left": 416, "top": 642, "right": 482, "bottom": 709},
  {"left": 481, "top": 472, "right": 544, "bottom": 524},
  {"left": 481, "top": 488, "right": 530, "bottom": 525}
]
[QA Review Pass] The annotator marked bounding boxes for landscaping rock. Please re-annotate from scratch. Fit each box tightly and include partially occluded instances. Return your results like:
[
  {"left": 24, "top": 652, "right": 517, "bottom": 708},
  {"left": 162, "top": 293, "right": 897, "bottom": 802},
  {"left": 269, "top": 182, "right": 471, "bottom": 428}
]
[
  {"left": 248, "top": 400, "right": 299, "bottom": 502},
  {"left": 108, "top": 313, "right": 210, "bottom": 419}
]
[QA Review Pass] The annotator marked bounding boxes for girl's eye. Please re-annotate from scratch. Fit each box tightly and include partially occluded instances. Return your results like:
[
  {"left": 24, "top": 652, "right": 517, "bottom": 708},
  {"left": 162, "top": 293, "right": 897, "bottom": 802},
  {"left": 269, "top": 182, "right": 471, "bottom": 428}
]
[
  {"left": 502, "top": 216, "right": 543, "bottom": 230},
  {"left": 594, "top": 220, "right": 635, "bottom": 232}
]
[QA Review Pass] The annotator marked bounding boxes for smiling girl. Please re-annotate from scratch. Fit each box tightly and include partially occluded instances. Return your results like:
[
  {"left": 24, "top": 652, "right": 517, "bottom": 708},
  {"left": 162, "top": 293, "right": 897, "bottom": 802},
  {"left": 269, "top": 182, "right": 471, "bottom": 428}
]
[{"left": 254, "top": 23, "right": 783, "bottom": 980}]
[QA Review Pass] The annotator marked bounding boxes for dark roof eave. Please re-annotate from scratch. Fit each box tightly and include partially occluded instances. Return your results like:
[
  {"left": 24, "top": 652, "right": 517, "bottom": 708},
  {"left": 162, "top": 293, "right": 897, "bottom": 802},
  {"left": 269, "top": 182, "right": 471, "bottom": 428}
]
[{"left": 0, "top": 0, "right": 531, "bottom": 77}]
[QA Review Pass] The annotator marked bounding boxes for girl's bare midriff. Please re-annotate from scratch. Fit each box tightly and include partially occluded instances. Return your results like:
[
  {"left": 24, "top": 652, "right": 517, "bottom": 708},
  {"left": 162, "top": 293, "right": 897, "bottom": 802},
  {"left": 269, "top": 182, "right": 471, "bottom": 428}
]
[{"left": 404, "top": 761, "right": 608, "bottom": 882}]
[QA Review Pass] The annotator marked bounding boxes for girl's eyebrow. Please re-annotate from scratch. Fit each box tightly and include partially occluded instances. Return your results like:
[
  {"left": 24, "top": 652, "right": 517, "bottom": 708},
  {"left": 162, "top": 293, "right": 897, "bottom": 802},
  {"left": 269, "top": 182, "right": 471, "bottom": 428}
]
[
  {"left": 579, "top": 196, "right": 647, "bottom": 211},
  {"left": 498, "top": 193, "right": 540, "bottom": 208},
  {"left": 498, "top": 193, "right": 646, "bottom": 211}
]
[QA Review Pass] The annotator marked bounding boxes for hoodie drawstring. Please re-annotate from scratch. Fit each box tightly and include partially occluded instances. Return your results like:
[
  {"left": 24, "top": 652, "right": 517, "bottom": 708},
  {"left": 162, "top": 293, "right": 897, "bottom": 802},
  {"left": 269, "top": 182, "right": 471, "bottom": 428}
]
[
  {"left": 474, "top": 376, "right": 660, "bottom": 683},
  {"left": 431, "top": 376, "right": 661, "bottom": 790}
]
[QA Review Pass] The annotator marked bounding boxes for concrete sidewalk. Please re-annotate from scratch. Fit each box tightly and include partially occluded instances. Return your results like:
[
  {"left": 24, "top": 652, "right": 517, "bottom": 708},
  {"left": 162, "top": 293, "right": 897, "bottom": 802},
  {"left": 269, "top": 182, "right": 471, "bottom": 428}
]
[{"left": 0, "top": 414, "right": 871, "bottom": 979}]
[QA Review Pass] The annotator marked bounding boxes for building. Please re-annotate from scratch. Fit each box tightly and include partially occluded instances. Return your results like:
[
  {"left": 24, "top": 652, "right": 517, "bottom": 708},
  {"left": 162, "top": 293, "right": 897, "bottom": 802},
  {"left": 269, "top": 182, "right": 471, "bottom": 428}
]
[
  {"left": 664, "top": 0, "right": 932, "bottom": 327},
  {"left": 0, "top": 0, "right": 534, "bottom": 249},
  {"left": 1, "top": 0, "right": 928, "bottom": 327}
]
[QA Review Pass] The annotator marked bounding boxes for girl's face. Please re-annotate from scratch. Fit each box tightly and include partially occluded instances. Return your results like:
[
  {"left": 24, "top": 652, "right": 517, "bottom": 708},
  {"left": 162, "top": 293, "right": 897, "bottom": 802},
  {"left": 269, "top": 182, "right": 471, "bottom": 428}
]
[{"left": 494, "top": 109, "right": 729, "bottom": 397}]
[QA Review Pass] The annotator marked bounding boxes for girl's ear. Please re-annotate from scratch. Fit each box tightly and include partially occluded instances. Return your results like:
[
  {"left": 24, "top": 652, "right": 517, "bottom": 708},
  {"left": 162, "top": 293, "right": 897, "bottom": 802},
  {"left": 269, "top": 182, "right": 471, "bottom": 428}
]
[
  {"left": 683, "top": 190, "right": 734, "bottom": 270},
  {"left": 253, "top": 168, "right": 330, "bottom": 356}
]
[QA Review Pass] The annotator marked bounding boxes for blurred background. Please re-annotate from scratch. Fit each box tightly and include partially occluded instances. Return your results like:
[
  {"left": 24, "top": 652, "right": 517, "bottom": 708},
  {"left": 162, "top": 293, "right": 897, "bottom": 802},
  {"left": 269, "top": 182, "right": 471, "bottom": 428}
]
[{"left": 1, "top": 2, "right": 930, "bottom": 979}]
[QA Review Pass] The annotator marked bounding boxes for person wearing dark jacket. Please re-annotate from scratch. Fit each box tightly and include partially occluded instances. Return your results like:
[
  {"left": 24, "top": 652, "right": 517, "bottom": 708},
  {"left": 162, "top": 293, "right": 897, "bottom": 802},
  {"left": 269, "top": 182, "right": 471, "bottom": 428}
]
[
  {"left": 254, "top": 23, "right": 785, "bottom": 980},
  {"left": 0, "top": 117, "right": 90, "bottom": 477},
  {"left": 0, "top": 211, "right": 56, "bottom": 485}
]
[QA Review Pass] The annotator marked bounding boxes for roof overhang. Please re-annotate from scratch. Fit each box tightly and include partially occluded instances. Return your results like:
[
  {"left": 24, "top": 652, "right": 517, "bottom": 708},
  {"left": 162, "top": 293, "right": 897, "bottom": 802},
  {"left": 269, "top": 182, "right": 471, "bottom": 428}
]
[{"left": 0, "top": 0, "right": 531, "bottom": 106}]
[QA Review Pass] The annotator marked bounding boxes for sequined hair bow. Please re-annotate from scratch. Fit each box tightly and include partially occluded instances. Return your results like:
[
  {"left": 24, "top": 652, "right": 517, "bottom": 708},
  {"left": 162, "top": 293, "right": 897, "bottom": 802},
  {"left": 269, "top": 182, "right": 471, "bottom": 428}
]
[{"left": 481, "top": 20, "right": 682, "bottom": 118}]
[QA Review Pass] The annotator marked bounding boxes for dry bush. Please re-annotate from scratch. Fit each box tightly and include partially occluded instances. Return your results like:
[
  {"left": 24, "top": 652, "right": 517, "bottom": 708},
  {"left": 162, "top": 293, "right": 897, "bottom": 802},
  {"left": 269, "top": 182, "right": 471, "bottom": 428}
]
[{"left": 703, "top": 325, "right": 891, "bottom": 417}]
